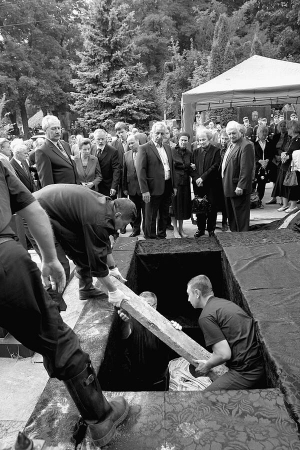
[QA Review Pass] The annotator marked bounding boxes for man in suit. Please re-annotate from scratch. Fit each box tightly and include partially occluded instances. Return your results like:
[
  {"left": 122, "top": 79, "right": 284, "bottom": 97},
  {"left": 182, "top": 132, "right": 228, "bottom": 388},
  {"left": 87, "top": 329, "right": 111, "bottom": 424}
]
[
  {"left": 112, "top": 122, "right": 128, "bottom": 233},
  {"left": 222, "top": 121, "right": 255, "bottom": 232},
  {"left": 91, "top": 129, "right": 120, "bottom": 198},
  {"left": 0, "top": 138, "right": 15, "bottom": 173},
  {"left": 136, "top": 122, "right": 176, "bottom": 239},
  {"left": 191, "top": 129, "right": 221, "bottom": 238},
  {"left": 10, "top": 141, "right": 36, "bottom": 192},
  {"left": 36, "top": 115, "right": 78, "bottom": 187},
  {"left": 123, "top": 134, "right": 145, "bottom": 237}
]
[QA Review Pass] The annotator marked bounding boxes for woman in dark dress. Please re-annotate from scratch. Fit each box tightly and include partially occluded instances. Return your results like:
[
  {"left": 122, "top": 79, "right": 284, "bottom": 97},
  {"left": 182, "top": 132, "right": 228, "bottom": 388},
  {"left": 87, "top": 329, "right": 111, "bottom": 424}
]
[
  {"left": 253, "top": 126, "right": 275, "bottom": 208},
  {"left": 269, "top": 121, "right": 289, "bottom": 205},
  {"left": 170, "top": 132, "right": 193, "bottom": 238},
  {"left": 286, "top": 121, "right": 300, "bottom": 213},
  {"left": 273, "top": 121, "right": 300, "bottom": 212}
]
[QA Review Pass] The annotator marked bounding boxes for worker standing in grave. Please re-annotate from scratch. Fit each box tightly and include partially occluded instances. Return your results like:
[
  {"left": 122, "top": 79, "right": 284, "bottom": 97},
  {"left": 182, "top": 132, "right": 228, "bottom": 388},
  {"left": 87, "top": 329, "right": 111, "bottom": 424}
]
[
  {"left": 30, "top": 183, "right": 136, "bottom": 302},
  {"left": 0, "top": 161, "right": 130, "bottom": 447},
  {"left": 187, "top": 275, "right": 266, "bottom": 391}
]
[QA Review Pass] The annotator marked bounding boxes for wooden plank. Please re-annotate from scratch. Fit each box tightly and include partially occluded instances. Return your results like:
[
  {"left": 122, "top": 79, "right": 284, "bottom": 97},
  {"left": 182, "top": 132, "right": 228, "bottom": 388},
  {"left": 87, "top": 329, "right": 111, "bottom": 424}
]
[{"left": 114, "top": 280, "right": 228, "bottom": 381}]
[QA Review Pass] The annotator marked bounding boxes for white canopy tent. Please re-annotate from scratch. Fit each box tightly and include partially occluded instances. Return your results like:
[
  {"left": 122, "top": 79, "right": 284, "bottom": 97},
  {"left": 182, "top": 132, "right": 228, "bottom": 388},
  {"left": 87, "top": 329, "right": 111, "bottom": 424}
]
[{"left": 181, "top": 55, "right": 300, "bottom": 137}]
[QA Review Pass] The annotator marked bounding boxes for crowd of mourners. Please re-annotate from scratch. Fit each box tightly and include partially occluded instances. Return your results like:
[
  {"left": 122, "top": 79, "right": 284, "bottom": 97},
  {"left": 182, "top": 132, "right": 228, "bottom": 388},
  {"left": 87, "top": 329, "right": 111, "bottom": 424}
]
[
  {"left": 1, "top": 111, "right": 300, "bottom": 238},
  {"left": 1, "top": 111, "right": 285, "bottom": 446}
]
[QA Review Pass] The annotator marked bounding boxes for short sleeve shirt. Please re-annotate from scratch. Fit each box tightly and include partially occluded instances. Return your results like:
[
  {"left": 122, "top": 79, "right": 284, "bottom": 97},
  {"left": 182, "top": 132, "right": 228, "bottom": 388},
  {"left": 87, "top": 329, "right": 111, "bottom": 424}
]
[
  {"left": 0, "top": 162, "right": 35, "bottom": 236},
  {"left": 199, "top": 297, "right": 262, "bottom": 372},
  {"left": 34, "top": 184, "right": 115, "bottom": 277}
]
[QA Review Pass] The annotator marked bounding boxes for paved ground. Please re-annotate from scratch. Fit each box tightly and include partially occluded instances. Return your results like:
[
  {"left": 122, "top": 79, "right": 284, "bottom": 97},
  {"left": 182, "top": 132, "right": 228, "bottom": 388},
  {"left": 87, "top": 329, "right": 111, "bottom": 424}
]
[{"left": 0, "top": 183, "right": 295, "bottom": 448}]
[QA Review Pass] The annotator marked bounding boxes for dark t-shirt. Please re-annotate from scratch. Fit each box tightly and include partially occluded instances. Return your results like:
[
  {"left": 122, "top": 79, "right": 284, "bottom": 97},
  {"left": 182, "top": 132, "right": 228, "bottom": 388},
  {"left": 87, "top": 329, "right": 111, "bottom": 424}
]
[
  {"left": 34, "top": 184, "right": 115, "bottom": 277},
  {"left": 199, "top": 296, "right": 263, "bottom": 372},
  {"left": 0, "top": 162, "right": 35, "bottom": 236}
]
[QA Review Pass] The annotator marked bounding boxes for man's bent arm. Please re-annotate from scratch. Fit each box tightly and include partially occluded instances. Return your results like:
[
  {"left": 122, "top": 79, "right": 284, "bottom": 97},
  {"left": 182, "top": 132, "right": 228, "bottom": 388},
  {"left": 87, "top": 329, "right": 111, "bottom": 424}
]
[
  {"left": 17, "top": 200, "right": 66, "bottom": 292},
  {"left": 205, "top": 340, "right": 231, "bottom": 371}
]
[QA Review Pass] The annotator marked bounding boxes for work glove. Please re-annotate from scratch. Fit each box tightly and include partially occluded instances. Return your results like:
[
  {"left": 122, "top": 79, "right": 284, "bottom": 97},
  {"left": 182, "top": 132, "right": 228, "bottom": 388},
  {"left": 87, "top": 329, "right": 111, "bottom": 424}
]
[
  {"left": 109, "top": 267, "right": 127, "bottom": 283},
  {"left": 108, "top": 289, "right": 129, "bottom": 307}
]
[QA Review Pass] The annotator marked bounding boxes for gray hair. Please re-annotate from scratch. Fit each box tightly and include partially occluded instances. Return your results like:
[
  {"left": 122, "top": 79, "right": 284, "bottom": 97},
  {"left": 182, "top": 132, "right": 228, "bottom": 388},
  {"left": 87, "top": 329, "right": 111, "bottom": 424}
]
[
  {"left": 41, "top": 115, "right": 61, "bottom": 131},
  {"left": 187, "top": 275, "right": 213, "bottom": 297},
  {"left": 11, "top": 140, "right": 28, "bottom": 155},
  {"left": 151, "top": 121, "right": 167, "bottom": 134},
  {"left": 197, "top": 128, "right": 213, "bottom": 141},
  {"left": 127, "top": 133, "right": 139, "bottom": 143},
  {"left": 226, "top": 121, "right": 240, "bottom": 133},
  {"left": 94, "top": 128, "right": 107, "bottom": 138}
]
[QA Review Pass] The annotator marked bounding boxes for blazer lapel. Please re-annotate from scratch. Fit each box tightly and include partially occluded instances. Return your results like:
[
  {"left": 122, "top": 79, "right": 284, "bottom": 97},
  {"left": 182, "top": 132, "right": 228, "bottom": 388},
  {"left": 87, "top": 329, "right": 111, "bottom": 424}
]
[
  {"left": 50, "top": 141, "right": 72, "bottom": 165},
  {"left": 150, "top": 141, "right": 162, "bottom": 163},
  {"left": 86, "top": 157, "right": 94, "bottom": 176}
]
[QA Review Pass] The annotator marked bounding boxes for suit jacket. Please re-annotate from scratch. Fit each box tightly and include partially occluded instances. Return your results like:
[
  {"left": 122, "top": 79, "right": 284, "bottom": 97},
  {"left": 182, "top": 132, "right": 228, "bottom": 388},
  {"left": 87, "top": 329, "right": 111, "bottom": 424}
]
[
  {"left": 35, "top": 139, "right": 78, "bottom": 187},
  {"left": 10, "top": 157, "right": 36, "bottom": 192},
  {"left": 222, "top": 137, "right": 255, "bottom": 197},
  {"left": 136, "top": 140, "right": 174, "bottom": 196},
  {"left": 91, "top": 143, "right": 120, "bottom": 195},
  {"left": 0, "top": 154, "right": 15, "bottom": 174},
  {"left": 111, "top": 138, "right": 127, "bottom": 169},
  {"left": 191, "top": 144, "right": 221, "bottom": 203},
  {"left": 123, "top": 150, "right": 141, "bottom": 196},
  {"left": 73, "top": 154, "right": 102, "bottom": 189}
]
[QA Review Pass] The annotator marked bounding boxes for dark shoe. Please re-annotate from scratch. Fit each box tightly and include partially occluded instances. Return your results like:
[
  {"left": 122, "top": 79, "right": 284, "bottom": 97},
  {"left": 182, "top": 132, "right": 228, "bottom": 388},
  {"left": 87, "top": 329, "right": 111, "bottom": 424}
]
[
  {"left": 88, "top": 396, "right": 129, "bottom": 447},
  {"left": 194, "top": 230, "right": 205, "bottom": 238},
  {"left": 209, "top": 231, "right": 215, "bottom": 237},
  {"left": 266, "top": 199, "right": 276, "bottom": 205},
  {"left": 166, "top": 224, "right": 174, "bottom": 230},
  {"left": 120, "top": 226, "right": 127, "bottom": 234},
  {"left": 64, "top": 364, "right": 129, "bottom": 447},
  {"left": 221, "top": 223, "right": 228, "bottom": 232},
  {"left": 129, "top": 231, "right": 140, "bottom": 237},
  {"left": 79, "top": 287, "right": 106, "bottom": 300}
]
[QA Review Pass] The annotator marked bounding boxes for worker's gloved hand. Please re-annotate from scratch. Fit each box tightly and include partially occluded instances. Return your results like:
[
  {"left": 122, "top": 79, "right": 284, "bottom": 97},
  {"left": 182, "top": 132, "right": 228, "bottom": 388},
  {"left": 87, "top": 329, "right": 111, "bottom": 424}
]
[
  {"left": 109, "top": 267, "right": 127, "bottom": 283},
  {"left": 108, "top": 289, "right": 129, "bottom": 307},
  {"left": 170, "top": 320, "right": 182, "bottom": 331}
]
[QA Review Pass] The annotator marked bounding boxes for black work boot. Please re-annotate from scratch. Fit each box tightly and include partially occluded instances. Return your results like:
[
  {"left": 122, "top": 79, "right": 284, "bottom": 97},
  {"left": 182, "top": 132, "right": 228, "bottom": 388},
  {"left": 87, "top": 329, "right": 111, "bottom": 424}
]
[
  {"left": 64, "top": 364, "right": 129, "bottom": 447},
  {"left": 77, "top": 272, "right": 106, "bottom": 300}
]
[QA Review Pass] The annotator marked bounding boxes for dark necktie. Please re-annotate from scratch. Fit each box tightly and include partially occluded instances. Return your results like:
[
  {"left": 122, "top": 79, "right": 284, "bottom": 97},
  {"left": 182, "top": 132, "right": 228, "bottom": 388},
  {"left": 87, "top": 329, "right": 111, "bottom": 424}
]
[
  {"left": 21, "top": 161, "right": 30, "bottom": 177},
  {"left": 56, "top": 140, "right": 69, "bottom": 159}
]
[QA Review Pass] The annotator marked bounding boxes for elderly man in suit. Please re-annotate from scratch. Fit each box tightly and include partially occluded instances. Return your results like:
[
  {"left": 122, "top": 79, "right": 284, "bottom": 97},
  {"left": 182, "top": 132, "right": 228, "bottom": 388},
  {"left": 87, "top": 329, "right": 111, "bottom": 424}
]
[
  {"left": 91, "top": 129, "right": 120, "bottom": 199},
  {"left": 10, "top": 141, "right": 36, "bottom": 193},
  {"left": 0, "top": 138, "right": 15, "bottom": 173},
  {"left": 222, "top": 121, "right": 255, "bottom": 232},
  {"left": 36, "top": 115, "right": 78, "bottom": 187},
  {"left": 136, "top": 121, "right": 176, "bottom": 239},
  {"left": 123, "top": 134, "right": 145, "bottom": 237},
  {"left": 191, "top": 129, "right": 221, "bottom": 238}
]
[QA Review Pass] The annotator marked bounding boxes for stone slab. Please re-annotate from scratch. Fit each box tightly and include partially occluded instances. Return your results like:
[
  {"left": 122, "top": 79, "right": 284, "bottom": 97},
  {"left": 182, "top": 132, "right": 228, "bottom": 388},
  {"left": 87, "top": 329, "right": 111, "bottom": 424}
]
[{"left": 117, "top": 280, "right": 227, "bottom": 380}]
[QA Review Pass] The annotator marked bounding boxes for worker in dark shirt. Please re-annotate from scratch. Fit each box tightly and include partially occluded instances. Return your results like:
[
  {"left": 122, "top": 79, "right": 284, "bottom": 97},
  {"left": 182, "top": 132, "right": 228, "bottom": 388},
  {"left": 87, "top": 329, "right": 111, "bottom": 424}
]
[
  {"left": 0, "top": 161, "right": 129, "bottom": 447},
  {"left": 33, "top": 184, "right": 136, "bottom": 301},
  {"left": 187, "top": 274, "right": 265, "bottom": 391}
]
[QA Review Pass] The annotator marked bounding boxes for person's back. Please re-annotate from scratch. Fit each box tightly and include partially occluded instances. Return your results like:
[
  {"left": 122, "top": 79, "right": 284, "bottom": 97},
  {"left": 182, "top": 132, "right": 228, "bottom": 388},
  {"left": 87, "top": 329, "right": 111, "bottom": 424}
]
[{"left": 199, "top": 297, "right": 262, "bottom": 372}]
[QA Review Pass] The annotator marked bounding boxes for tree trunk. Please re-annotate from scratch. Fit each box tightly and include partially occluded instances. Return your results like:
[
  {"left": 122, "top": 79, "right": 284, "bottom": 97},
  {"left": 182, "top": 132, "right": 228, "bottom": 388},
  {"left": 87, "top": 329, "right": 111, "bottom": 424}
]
[
  {"left": 20, "top": 100, "right": 29, "bottom": 139},
  {"left": 8, "top": 111, "right": 20, "bottom": 136}
]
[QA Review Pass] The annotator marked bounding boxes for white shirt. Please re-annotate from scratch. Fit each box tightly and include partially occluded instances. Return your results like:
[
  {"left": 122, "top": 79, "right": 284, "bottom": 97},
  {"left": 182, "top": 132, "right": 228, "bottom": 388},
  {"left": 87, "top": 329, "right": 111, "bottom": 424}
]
[
  {"left": 153, "top": 141, "right": 170, "bottom": 180},
  {"left": 292, "top": 150, "right": 300, "bottom": 171}
]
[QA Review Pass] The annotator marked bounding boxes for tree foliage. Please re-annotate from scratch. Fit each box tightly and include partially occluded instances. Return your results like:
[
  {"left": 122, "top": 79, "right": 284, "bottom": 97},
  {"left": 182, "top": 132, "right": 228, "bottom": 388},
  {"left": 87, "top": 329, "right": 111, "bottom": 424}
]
[
  {"left": 0, "top": 0, "right": 84, "bottom": 137},
  {"left": 72, "top": 0, "right": 157, "bottom": 131}
]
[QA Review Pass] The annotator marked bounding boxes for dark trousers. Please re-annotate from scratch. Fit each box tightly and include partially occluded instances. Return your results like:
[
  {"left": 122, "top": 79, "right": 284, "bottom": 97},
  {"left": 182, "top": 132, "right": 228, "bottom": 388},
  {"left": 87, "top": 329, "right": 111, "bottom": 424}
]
[
  {"left": 51, "top": 219, "right": 95, "bottom": 291},
  {"left": 0, "top": 239, "right": 89, "bottom": 380},
  {"left": 129, "top": 194, "right": 145, "bottom": 233},
  {"left": 145, "top": 180, "right": 172, "bottom": 239},
  {"left": 205, "top": 366, "right": 265, "bottom": 392},
  {"left": 253, "top": 179, "right": 267, "bottom": 201},
  {"left": 225, "top": 194, "right": 251, "bottom": 232},
  {"left": 196, "top": 204, "right": 218, "bottom": 233}
]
